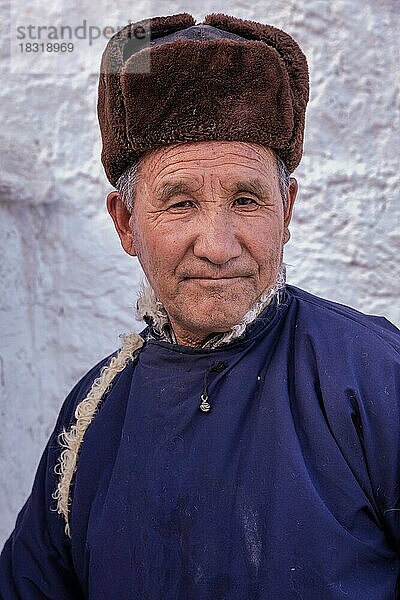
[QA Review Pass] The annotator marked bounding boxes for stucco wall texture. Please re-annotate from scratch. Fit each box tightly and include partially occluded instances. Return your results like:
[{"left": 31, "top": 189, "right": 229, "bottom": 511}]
[{"left": 0, "top": 0, "right": 399, "bottom": 547}]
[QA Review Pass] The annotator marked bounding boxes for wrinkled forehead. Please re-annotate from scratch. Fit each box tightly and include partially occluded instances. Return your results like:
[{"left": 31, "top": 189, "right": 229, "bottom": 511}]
[
  {"left": 140, "top": 140, "right": 278, "bottom": 171},
  {"left": 136, "top": 140, "right": 281, "bottom": 196}
]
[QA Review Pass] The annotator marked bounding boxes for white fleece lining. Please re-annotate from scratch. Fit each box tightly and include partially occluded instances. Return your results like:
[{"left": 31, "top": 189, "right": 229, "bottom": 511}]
[{"left": 53, "top": 332, "right": 144, "bottom": 537}]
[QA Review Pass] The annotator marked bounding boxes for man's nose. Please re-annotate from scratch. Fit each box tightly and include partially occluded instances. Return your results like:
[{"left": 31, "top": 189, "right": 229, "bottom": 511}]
[{"left": 192, "top": 212, "right": 242, "bottom": 264}]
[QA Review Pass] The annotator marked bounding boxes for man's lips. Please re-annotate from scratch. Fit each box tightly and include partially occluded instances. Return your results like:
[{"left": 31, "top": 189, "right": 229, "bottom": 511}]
[{"left": 181, "top": 275, "right": 251, "bottom": 281}]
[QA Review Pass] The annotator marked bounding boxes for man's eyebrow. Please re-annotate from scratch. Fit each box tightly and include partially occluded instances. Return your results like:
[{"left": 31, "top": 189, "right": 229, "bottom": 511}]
[
  {"left": 225, "top": 178, "right": 271, "bottom": 197},
  {"left": 157, "top": 181, "right": 197, "bottom": 202}
]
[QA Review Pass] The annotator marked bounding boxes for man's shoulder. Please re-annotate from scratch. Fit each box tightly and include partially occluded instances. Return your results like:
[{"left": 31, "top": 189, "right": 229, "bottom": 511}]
[
  {"left": 60, "top": 333, "right": 145, "bottom": 425},
  {"left": 286, "top": 284, "right": 400, "bottom": 354}
]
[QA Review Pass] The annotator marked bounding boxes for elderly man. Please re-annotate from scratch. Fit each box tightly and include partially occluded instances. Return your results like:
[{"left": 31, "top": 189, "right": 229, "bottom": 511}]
[{"left": 1, "top": 12, "right": 400, "bottom": 600}]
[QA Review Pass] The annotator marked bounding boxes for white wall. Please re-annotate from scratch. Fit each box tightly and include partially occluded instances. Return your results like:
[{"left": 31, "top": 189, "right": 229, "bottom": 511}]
[{"left": 0, "top": 0, "right": 399, "bottom": 547}]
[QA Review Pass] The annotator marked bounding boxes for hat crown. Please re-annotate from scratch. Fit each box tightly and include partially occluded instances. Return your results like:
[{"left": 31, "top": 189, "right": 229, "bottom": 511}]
[{"left": 150, "top": 24, "right": 250, "bottom": 46}]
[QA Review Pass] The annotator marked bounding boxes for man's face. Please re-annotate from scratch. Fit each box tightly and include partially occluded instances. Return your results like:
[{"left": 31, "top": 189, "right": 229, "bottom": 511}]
[{"left": 108, "top": 140, "right": 297, "bottom": 346}]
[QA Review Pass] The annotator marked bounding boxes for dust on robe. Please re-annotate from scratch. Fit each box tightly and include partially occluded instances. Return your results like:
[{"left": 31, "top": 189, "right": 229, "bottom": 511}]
[{"left": 1, "top": 285, "right": 400, "bottom": 599}]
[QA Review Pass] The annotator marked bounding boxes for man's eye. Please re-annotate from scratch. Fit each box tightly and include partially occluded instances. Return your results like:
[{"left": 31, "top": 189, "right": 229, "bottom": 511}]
[
  {"left": 233, "top": 197, "right": 258, "bottom": 207},
  {"left": 169, "top": 200, "right": 195, "bottom": 210}
]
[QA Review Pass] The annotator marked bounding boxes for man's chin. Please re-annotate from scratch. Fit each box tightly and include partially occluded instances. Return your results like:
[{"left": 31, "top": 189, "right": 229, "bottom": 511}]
[
  {"left": 162, "top": 281, "right": 267, "bottom": 341},
  {"left": 169, "top": 305, "right": 254, "bottom": 339},
  {"left": 178, "top": 277, "right": 258, "bottom": 303}
]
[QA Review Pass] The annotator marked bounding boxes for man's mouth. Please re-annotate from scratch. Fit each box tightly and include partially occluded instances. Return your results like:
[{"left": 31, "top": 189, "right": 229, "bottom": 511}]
[
  {"left": 183, "top": 275, "right": 249, "bottom": 286},
  {"left": 183, "top": 275, "right": 249, "bottom": 282}
]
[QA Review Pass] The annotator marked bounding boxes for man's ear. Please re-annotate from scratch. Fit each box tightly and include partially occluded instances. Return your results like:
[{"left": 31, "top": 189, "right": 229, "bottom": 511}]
[
  {"left": 283, "top": 177, "right": 298, "bottom": 245},
  {"left": 106, "top": 191, "right": 137, "bottom": 256}
]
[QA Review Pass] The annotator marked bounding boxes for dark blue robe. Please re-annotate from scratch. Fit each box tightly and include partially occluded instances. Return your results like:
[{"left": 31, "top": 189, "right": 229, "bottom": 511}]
[{"left": 1, "top": 285, "right": 400, "bottom": 599}]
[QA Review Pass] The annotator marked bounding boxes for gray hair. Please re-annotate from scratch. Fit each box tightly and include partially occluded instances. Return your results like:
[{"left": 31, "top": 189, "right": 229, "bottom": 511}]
[
  {"left": 275, "top": 153, "right": 291, "bottom": 211},
  {"left": 115, "top": 149, "right": 291, "bottom": 213},
  {"left": 115, "top": 160, "right": 141, "bottom": 213}
]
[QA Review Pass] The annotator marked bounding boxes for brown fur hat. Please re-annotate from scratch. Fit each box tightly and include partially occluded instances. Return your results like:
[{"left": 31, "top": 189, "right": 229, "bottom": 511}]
[{"left": 98, "top": 13, "right": 309, "bottom": 186}]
